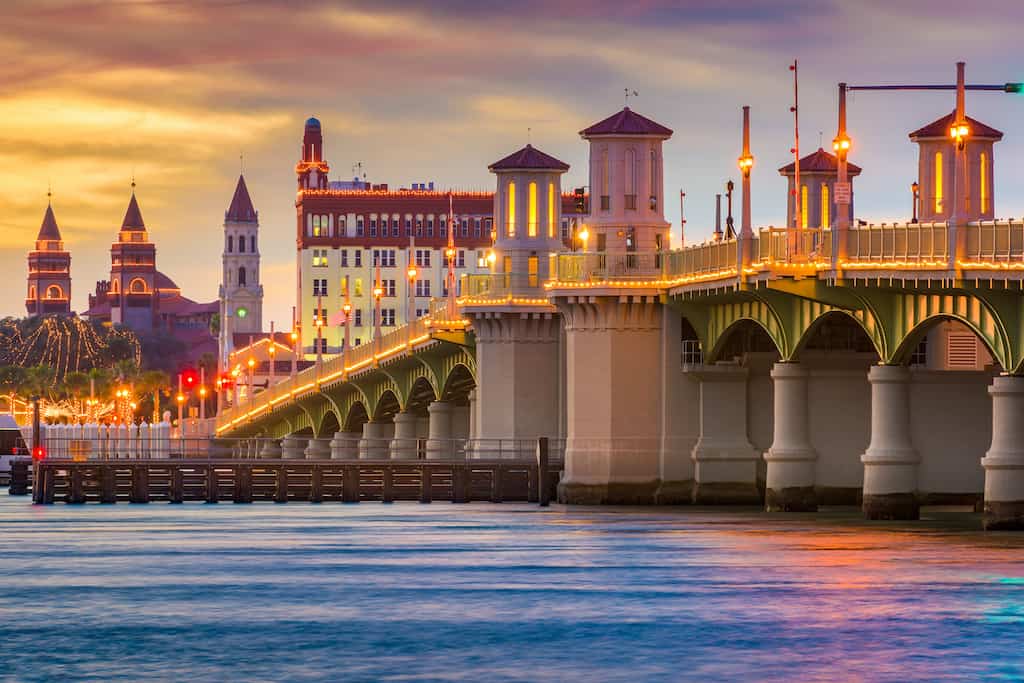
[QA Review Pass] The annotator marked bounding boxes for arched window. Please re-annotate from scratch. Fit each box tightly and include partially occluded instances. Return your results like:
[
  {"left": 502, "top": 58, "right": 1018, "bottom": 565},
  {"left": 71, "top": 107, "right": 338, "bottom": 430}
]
[
  {"left": 45, "top": 284, "right": 63, "bottom": 300},
  {"left": 110, "top": 279, "right": 119, "bottom": 293},
  {"left": 548, "top": 183, "right": 556, "bottom": 238},
  {"left": 800, "top": 185, "right": 809, "bottom": 229},
  {"left": 980, "top": 151, "right": 989, "bottom": 213},
  {"left": 227, "top": 235, "right": 233, "bottom": 253},
  {"left": 128, "top": 278, "right": 147, "bottom": 294},
  {"left": 625, "top": 148, "right": 636, "bottom": 209},
  {"left": 820, "top": 184, "right": 830, "bottom": 229},
  {"left": 238, "top": 236, "right": 245, "bottom": 253},
  {"left": 528, "top": 182, "right": 538, "bottom": 237},
  {"left": 507, "top": 181, "right": 516, "bottom": 237},
  {"left": 250, "top": 235, "right": 256, "bottom": 252},
  {"left": 238, "top": 267, "right": 246, "bottom": 286},
  {"left": 934, "top": 151, "right": 944, "bottom": 213},
  {"left": 28, "top": 285, "right": 36, "bottom": 299},
  {"left": 600, "top": 149, "right": 609, "bottom": 210}
]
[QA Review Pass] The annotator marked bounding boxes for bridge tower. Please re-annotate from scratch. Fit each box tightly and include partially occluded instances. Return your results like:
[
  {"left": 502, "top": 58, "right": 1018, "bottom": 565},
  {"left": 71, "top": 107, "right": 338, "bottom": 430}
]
[{"left": 462, "top": 144, "right": 570, "bottom": 455}]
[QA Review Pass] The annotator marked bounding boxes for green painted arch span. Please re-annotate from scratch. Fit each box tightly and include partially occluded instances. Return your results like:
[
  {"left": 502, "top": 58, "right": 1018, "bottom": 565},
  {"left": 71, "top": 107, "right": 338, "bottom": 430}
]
[{"left": 703, "top": 298, "right": 788, "bottom": 363}]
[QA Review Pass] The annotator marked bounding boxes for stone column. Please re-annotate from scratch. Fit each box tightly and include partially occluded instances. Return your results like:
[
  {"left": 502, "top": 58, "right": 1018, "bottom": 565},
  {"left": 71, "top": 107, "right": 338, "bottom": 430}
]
[
  {"left": 358, "top": 421, "right": 389, "bottom": 459},
  {"left": 689, "top": 364, "right": 761, "bottom": 505},
  {"left": 330, "top": 431, "right": 361, "bottom": 460},
  {"left": 389, "top": 412, "right": 419, "bottom": 460},
  {"left": 425, "top": 401, "right": 454, "bottom": 459},
  {"left": 861, "top": 365, "right": 919, "bottom": 520},
  {"left": 764, "top": 362, "right": 818, "bottom": 511},
  {"left": 304, "top": 437, "right": 332, "bottom": 459},
  {"left": 981, "top": 376, "right": 1024, "bottom": 530},
  {"left": 280, "top": 435, "right": 307, "bottom": 459},
  {"left": 467, "top": 390, "right": 477, "bottom": 442}
]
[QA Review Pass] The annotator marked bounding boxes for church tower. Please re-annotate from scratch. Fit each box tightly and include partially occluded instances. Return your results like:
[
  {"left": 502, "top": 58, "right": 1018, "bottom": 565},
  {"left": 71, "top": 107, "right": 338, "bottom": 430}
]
[
  {"left": 219, "top": 175, "right": 263, "bottom": 361},
  {"left": 295, "top": 117, "right": 330, "bottom": 191},
  {"left": 26, "top": 196, "right": 72, "bottom": 317},
  {"left": 108, "top": 185, "right": 157, "bottom": 329}
]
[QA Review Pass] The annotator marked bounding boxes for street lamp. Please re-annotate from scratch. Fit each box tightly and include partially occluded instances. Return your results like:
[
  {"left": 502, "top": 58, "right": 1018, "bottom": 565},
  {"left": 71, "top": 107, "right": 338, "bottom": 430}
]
[
  {"left": 198, "top": 385, "right": 207, "bottom": 420},
  {"left": 290, "top": 330, "right": 299, "bottom": 378},
  {"left": 577, "top": 227, "right": 589, "bottom": 252},
  {"left": 407, "top": 265, "right": 417, "bottom": 329},
  {"left": 911, "top": 181, "right": 920, "bottom": 223},
  {"left": 949, "top": 122, "right": 970, "bottom": 150},
  {"left": 247, "top": 357, "right": 255, "bottom": 404}
]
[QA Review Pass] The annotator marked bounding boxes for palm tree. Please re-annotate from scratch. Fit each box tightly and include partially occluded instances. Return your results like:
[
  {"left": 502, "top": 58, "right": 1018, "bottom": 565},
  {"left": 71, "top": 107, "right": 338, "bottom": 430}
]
[
  {"left": 137, "top": 370, "right": 170, "bottom": 423},
  {"left": 63, "top": 371, "right": 91, "bottom": 421}
]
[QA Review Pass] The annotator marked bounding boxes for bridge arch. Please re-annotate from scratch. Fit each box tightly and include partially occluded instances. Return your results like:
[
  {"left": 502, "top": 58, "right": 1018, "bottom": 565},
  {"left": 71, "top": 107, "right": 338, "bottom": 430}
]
[
  {"left": 706, "top": 317, "right": 783, "bottom": 364},
  {"left": 406, "top": 375, "right": 438, "bottom": 414},
  {"left": 373, "top": 389, "right": 401, "bottom": 422},
  {"left": 440, "top": 362, "right": 476, "bottom": 402},
  {"left": 792, "top": 310, "right": 883, "bottom": 361},
  {"left": 344, "top": 401, "right": 369, "bottom": 432},
  {"left": 318, "top": 409, "right": 341, "bottom": 438},
  {"left": 703, "top": 298, "right": 788, "bottom": 363},
  {"left": 891, "top": 314, "right": 1004, "bottom": 370}
]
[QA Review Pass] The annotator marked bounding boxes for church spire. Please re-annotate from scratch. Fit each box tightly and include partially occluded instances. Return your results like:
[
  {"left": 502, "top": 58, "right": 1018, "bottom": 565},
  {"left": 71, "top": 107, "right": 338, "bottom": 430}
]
[
  {"left": 121, "top": 183, "right": 146, "bottom": 231},
  {"left": 37, "top": 203, "right": 62, "bottom": 242},
  {"left": 226, "top": 174, "right": 258, "bottom": 222}
]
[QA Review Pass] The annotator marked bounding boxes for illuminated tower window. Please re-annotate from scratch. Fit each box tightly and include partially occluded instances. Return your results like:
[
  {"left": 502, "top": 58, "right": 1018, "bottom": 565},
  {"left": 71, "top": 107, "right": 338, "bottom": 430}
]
[
  {"left": 528, "top": 182, "right": 537, "bottom": 237},
  {"left": 820, "top": 184, "right": 830, "bottom": 229},
  {"left": 800, "top": 185, "right": 808, "bottom": 229},
  {"left": 507, "top": 181, "right": 516, "bottom": 237},
  {"left": 934, "top": 151, "right": 943, "bottom": 213},
  {"left": 980, "top": 151, "right": 989, "bottom": 213},
  {"left": 548, "top": 183, "right": 555, "bottom": 238}
]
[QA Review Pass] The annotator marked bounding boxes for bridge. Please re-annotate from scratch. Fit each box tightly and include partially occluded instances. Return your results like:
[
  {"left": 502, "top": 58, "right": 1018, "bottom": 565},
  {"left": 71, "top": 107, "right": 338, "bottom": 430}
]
[{"left": 217, "top": 68, "right": 1024, "bottom": 529}]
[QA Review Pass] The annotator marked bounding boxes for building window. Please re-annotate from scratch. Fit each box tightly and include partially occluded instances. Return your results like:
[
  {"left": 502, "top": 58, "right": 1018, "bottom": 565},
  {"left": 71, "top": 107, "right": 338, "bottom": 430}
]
[
  {"left": 528, "top": 254, "right": 538, "bottom": 288},
  {"left": 45, "top": 284, "right": 63, "bottom": 299},
  {"left": 381, "top": 309, "right": 396, "bottom": 326},
  {"left": 624, "top": 194, "right": 637, "bottom": 210},
  {"left": 227, "top": 235, "right": 233, "bottom": 253},
  {"left": 980, "top": 151, "right": 989, "bottom": 213},
  {"left": 625, "top": 147, "right": 636, "bottom": 210},
  {"left": 312, "top": 249, "right": 328, "bottom": 267},
  {"left": 318, "top": 338, "right": 328, "bottom": 354},
  {"left": 548, "top": 183, "right": 556, "bottom": 238},
  {"left": 354, "top": 251, "right": 362, "bottom": 267},
  {"left": 341, "top": 250, "right": 348, "bottom": 267},
  {"left": 427, "top": 218, "right": 434, "bottom": 237},
  {"left": 528, "top": 182, "right": 538, "bottom": 237},
  {"left": 457, "top": 250, "right": 465, "bottom": 268},
  {"left": 473, "top": 219, "right": 481, "bottom": 238},
  {"left": 354, "top": 310, "right": 363, "bottom": 326},
  {"left": 369, "top": 217, "right": 377, "bottom": 237},
  {"left": 507, "top": 181, "right": 516, "bottom": 237},
  {"left": 238, "top": 237, "right": 245, "bottom": 253},
  {"left": 405, "top": 218, "right": 412, "bottom": 236},
  {"left": 354, "top": 278, "right": 363, "bottom": 297},
  {"left": 416, "top": 219, "right": 424, "bottom": 237},
  {"left": 561, "top": 218, "right": 570, "bottom": 240},
  {"left": 356, "top": 216, "right": 364, "bottom": 237},
  {"left": 313, "top": 278, "right": 327, "bottom": 296},
  {"left": 821, "top": 184, "right": 830, "bottom": 229},
  {"left": 382, "top": 279, "right": 396, "bottom": 296},
  {"left": 312, "top": 214, "right": 329, "bottom": 237},
  {"left": 415, "top": 280, "right": 431, "bottom": 297},
  {"left": 392, "top": 218, "right": 400, "bottom": 237},
  {"left": 462, "top": 219, "right": 469, "bottom": 238},
  {"left": 600, "top": 195, "right": 610, "bottom": 211},
  {"left": 477, "top": 250, "right": 487, "bottom": 268},
  {"left": 910, "top": 336, "right": 928, "bottom": 366},
  {"left": 338, "top": 216, "right": 347, "bottom": 237},
  {"left": 800, "top": 185, "right": 809, "bottom": 229},
  {"left": 934, "top": 151, "right": 943, "bottom": 213},
  {"left": 237, "top": 268, "right": 246, "bottom": 286},
  {"left": 373, "top": 250, "right": 396, "bottom": 267},
  {"left": 415, "top": 308, "right": 429, "bottom": 318},
  {"left": 415, "top": 249, "right": 431, "bottom": 267},
  {"left": 440, "top": 217, "right": 447, "bottom": 237},
  {"left": 250, "top": 235, "right": 256, "bottom": 252},
  {"left": 600, "top": 148, "right": 609, "bottom": 211},
  {"left": 485, "top": 218, "right": 492, "bottom": 239}
]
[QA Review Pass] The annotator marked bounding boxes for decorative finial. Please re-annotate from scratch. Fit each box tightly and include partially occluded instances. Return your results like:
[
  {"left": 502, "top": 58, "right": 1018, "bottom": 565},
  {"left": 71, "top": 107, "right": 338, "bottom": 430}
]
[
  {"left": 240, "top": 152, "right": 244, "bottom": 175},
  {"left": 527, "top": 127, "right": 531, "bottom": 145},
  {"left": 47, "top": 181, "right": 52, "bottom": 205},
  {"left": 131, "top": 169, "right": 136, "bottom": 191}
]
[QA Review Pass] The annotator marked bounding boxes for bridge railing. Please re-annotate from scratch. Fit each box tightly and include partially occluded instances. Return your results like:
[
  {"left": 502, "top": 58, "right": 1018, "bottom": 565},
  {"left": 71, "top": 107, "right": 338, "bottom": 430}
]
[
  {"left": 754, "top": 227, "right": 829, "bottom": 264},
  {"left": 461, "top": 272, "right": 546, "bottom": 298},
  {"left": 553, "top": 252, "right": 663, "bottom": 283},
  {"left": 963, "top": 220, "right": 1024, "bottom": 262},
  {"left": 662, "top": 239, "right": 738, "bottom": 279},
  {"left": 844, "top": 222, "right": 949, "bottom": 264}
]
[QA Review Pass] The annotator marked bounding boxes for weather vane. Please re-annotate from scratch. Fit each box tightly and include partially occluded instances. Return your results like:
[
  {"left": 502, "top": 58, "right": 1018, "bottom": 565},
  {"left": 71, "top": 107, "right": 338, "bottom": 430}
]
[{"left": 624, "top": 88, "right": 638, "bottom": 105}]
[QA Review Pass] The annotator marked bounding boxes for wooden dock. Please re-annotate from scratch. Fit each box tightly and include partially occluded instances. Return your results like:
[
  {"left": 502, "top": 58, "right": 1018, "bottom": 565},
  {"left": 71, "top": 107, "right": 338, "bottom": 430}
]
[{"left": 24, "top": 456, "right": 557, "bottom": 506}]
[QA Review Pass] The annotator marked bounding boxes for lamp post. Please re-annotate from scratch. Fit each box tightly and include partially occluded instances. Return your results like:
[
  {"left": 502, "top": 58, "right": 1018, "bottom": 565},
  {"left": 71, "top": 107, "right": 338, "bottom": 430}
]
[
  {"left": 737, "top": 105, "right": 755, "bottom": 271},
  {"left": 342, "top": 300, "right": 352, "bottom": 378},
  {"left": 290, "top": 330, "right": 298, "bottom": 378},
  {"left": 199, "top": 386, "right": 207, "bottom": 421},
  {"left": 372, "top": 280, "right": 383, "bottom": 356},
  {"left": 911, "top": 181, "right": 920, "bottom": 223},
  {"left": 577, "top": 227, "right": 589, "bottom": 252},
  {"left": 407, "top": 264, "right": 417, "bottom": 342},
  {"left": 247, "top": 357, "right": 255, "bottom": 405},
  {"left": 724, "top": 181, "right": 735, "bottom": 240}
]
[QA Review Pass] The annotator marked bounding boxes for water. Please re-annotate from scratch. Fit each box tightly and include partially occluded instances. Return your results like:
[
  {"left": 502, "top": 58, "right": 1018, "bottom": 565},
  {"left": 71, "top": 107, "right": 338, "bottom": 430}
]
[{"left": 1, "top": 495, "right": 1023, "bottom": 682}]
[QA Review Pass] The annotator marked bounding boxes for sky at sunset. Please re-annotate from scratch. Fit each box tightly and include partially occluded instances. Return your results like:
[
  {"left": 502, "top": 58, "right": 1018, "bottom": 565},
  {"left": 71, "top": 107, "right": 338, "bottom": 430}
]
[{"left": 2, "top": 0, "right": 1024, "bottom": 327}]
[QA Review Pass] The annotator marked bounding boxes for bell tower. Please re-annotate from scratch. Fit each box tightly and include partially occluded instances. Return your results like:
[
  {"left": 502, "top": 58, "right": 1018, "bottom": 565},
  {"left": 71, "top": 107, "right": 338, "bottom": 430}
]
[
  {"left": 219, "top": 174, "right": 263, "bottom": 362},
  {"left": 26, "top": 194, "right": 72, "bottom": 317}
]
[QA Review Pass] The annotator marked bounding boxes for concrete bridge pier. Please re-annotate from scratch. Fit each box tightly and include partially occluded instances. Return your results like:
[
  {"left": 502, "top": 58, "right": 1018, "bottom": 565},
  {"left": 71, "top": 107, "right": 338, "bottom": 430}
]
[
  {"left": 359, "top": 421, "right": 392, "bottom": 459},
  {"left": 260, "top": 438, "right": 283, "bottom": 458},
  {"left": 861, "top": 365, "right": 920, "bottom": 520},
  {"left": 764, "top": 362, "right": 818, "bottom": 512},
  {"left": 281, "top": 435, "right": 307, "bottom": 459},
  {"left": 556, "top": 296, "right": 663, "bottom": 504},
  {"left": 304, "top": 437, "right": 332, "bottom": 459},
  {"left": 390, "top": 411, "right": 419, "bottom": 460},
  {"left": 982, "top": 376, "right": 1024, "bottom": 530},
  {"left": 425, "top": 400, "right": 454, "bottom": 459},
  {"left": 689, "top": 364, "right": 762, "bottom": 505},
  {"left": 330, "top": 431, "right": 360, "bottom": 459}
]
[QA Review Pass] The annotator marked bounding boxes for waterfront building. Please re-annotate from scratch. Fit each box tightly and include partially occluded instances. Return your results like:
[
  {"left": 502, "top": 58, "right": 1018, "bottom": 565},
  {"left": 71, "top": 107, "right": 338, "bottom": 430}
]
[
  {"left": 293, "top": 116, "right": 583, "bottom": 359},
  {"left": 25, "top": 198, "right": 72, "bottom": 317}
]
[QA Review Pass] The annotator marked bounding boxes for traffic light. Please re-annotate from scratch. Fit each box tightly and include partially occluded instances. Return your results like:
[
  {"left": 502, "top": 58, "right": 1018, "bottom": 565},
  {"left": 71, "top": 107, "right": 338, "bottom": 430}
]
[
  {"left": 32, "top": 445, "right": 46, "bottom": 461},
  {"left": 1005, "top": 83, "right": 1023, "bottom": 94},
  {"left": 181, "top": 368, "right": 199, "bottom": 388},
  {"left": 574, "top": 187, "right": 586, "bottom": 214},
  {"left": 219, "top": 372, "right": 235, "bottom": 390}
]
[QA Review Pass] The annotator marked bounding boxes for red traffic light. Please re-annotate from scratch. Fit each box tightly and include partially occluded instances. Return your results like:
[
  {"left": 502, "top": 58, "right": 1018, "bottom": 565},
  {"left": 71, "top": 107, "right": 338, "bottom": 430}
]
[
  {"left": 218, "top": 373, "right": 234, "bottom": 390},
  {"left": 32, "top": 445, "right": 46, "bottom": 461},
  {"left": 181, "top": 368, "right": 199, "bottom": 387}
]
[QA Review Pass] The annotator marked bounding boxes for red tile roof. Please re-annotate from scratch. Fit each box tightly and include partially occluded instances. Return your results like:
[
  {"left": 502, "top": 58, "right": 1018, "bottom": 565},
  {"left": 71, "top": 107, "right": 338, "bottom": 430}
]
[
  {"left": 225, "top": 174, "right": 258, "bottom": 222},
  {"left": 37, "top": 204, "right": 62, "bottom": 241},
  {"left": 580, "top": 107, "right": 673, "bottom": 138},
  {"left": 909, "top": 111, "right": 1003, "bottom": 140},
  {"left": 778, "top": 148, "right": 862, "bottom": 175},
  {"left": 121, "top": 192, "right": 146, "bottom": 231},
  {"left": 488, "top": 144, "right": 570, "bottom": 172}
]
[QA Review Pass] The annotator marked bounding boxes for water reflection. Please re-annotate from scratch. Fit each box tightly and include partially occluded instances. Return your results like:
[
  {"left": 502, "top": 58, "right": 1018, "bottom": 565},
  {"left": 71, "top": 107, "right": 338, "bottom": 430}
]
[{"left": 0, "top": 496, "right": 1021, "bottom": 682}]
